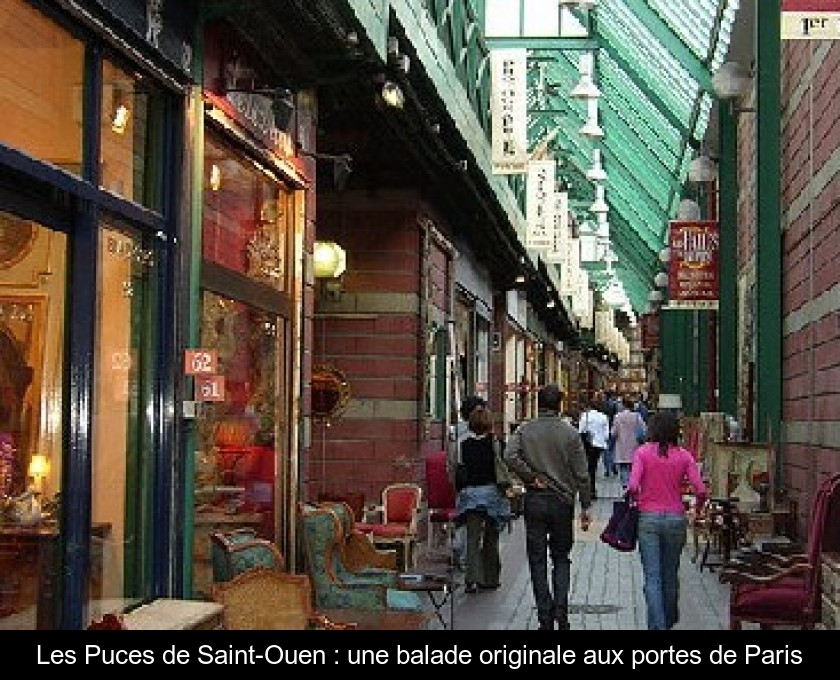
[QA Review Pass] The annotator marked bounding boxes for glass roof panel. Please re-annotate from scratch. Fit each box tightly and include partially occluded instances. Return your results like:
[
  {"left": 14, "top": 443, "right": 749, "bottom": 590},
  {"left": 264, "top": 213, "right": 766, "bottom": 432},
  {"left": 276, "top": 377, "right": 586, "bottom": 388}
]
[{"left": 487, "top": 0, "right": 742, "bottom": 312}]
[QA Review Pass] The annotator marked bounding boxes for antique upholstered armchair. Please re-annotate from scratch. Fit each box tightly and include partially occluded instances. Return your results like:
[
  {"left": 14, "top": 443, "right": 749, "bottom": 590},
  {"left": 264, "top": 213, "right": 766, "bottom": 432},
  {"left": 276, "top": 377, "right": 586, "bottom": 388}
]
[
  {"left": 211, "top": 568, "right": 354, "bottom": 630},
  {"left": 298, "top": 503, "right": 423, "bottom": 612},
  {"left": 318, "top": 500, "right": 399, "bottom": 572},
  {"left": 425, "top": 451, "right": 458, "bottom": 558},
  {"left": 719, "top": 472, "right": 840, "bottom": 629},
  {"left": 356, "top": 483, "right": 423, "bottom": 570},
  {"left": 209, "top": 528, "right": 285, "bottom": 584}
]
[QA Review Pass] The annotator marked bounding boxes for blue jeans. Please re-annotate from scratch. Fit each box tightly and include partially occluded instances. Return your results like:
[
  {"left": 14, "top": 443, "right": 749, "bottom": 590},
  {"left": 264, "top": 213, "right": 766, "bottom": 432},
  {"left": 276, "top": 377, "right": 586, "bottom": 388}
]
[
  {"left": 602, "top": 441, "right": 616, "bottom": 475},
  {"left": 637, "top": 512, "right": 687, "bottom": 630}
]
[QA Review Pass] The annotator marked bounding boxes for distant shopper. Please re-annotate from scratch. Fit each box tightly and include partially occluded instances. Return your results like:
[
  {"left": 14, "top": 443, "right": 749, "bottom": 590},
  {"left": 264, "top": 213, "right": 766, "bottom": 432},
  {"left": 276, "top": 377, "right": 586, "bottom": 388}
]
[
  {"left": 504, "top": 384, "right": 592, "bottom": 630},
  {"left": 627, "top": 410, "right": 707, "bottom": 630},
  {"left": 611, "top": 396, "right": 646, "bottom": 489},
  {"left": 600, "top": 390, "right": 620, "bottom": 476},
  {"left": 578, "top": 398, "right": 610, "bottom": 499},
  {"left": 455, "top": 405, "right": 511, "bottom": 593}
]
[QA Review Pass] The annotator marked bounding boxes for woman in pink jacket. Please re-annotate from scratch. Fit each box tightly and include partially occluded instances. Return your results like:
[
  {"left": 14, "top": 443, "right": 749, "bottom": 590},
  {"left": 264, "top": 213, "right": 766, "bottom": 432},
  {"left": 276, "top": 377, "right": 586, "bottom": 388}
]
[{"left": 627, "top": 410, "right": 706, "bottom": 630}]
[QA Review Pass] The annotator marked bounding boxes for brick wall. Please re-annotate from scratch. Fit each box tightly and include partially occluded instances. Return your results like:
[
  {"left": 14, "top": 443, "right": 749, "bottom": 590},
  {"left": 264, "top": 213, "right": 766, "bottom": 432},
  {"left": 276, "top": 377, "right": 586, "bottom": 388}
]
[
  {"left": 308, "top": 192, "right": 451, "bottom": 505},
  {"left": 777, "top": 41, "right": 840, "bottom": 530}
]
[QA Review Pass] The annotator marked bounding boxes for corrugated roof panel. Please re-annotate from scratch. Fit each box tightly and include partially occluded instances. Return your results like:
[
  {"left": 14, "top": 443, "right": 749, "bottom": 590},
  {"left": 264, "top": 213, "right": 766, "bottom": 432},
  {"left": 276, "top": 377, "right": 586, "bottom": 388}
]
[
  {"left": 598, "top": 3, "right": 697, "bottom": 120},
  {"left": 649, "top": 0, "right": 720, "bottom": 61}
]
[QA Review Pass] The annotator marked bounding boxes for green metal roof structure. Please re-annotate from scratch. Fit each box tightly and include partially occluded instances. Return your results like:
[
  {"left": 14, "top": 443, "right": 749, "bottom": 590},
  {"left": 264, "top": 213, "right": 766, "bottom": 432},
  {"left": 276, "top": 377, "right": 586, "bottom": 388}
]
[{"left": 486, "top": 0, "right": 740, "bottom": 313}]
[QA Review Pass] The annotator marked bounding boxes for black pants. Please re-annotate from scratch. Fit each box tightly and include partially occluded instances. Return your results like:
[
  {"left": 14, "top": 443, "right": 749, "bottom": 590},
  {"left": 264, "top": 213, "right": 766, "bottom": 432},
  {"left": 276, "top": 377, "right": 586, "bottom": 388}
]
[
  {"left": 523, "top": 490, "right": 573, "bottom": 628},
  {"left": 586, "top": 447, "right": 603, "bottom": 496},
  {"left": 464, "top": 511, "right": 501, "bottom": 587}
]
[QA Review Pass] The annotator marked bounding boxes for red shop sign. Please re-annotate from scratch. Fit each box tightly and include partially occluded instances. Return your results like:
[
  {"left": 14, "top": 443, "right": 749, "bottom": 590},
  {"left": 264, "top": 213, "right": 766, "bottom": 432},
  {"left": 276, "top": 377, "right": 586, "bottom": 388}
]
[{"left": 667, "top": 220, "right": 719, "bottom": 310}]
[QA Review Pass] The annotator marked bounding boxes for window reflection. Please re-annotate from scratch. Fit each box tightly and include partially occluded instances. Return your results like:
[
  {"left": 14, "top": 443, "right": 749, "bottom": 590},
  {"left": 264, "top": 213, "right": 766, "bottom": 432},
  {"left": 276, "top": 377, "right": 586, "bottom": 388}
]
[
  {"left": 89, "top": 220, "right": 156, "bottom": 623},
  {"left": 192, "top": 292, "right": 279, "bottom": 598},
  {"left": 100, "top": 60, "right": 165, "bottom": 210},
  {"left": 0, "top": 213, "right": 66, "bottom": 630},
  {"left": 0, "top": 0, "right": 84, "bottom": 174}
]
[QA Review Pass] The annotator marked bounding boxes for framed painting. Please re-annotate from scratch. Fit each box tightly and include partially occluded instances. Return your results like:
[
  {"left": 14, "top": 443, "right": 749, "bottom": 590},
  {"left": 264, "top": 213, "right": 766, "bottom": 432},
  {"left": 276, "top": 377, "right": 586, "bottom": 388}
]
[{"left": 703, "top": 441, "right": 772, "bottom": 510}]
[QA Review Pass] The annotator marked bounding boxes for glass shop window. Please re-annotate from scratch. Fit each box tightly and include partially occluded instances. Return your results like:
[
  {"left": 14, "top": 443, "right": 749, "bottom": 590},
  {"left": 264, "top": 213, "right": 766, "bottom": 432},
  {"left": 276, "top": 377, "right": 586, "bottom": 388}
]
[
  {"left": 0, "top": 211, "right": 68, "bottom": 630},
  {"left": 203, "top": 135, "right": 292, "bottom": 292},
  {"left": 0, "top": 0, "right": 84, "bottom": 174},
  {"left": 99, "top": 59, "right": 167, "bottom": 211},
  {"left": 88, "top": 219, "right": 159, "bottom": 625}
]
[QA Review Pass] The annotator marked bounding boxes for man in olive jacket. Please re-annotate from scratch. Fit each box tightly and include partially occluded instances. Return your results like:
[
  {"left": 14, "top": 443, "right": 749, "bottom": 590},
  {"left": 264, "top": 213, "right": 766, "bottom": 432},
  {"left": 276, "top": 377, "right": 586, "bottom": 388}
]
[{"left": 504, "top": 384, "right": 592, "bottom": 630}]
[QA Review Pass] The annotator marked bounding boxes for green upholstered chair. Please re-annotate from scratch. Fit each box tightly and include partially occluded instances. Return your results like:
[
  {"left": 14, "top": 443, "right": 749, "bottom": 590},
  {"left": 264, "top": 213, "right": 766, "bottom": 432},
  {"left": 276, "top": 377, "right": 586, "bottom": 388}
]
[
  {"left": 210, "top": 528, "right": 285, "bottom": 584},
  {"left": 298, "top": 503, "right": 423, "bottom": 612}
]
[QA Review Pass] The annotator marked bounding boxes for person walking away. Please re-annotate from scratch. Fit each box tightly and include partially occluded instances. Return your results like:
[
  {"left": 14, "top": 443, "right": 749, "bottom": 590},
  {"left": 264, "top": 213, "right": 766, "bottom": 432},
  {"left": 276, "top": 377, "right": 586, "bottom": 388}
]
[
  {"left": 627, "top": 410, "right": 707, "bottom": 630},
  {"left": 611, "top": 396, "right": 646, "bottom": 490},
  {"left": 601, "top": 390, "right": 620, "bottom": 476},
  {"left": 578, "top": 399, "right": 609, "bottom": 499},
  {"left": 504, "top": 384, "right": 592, "bottom": 630},
  {"left": 449, "top": 395, "right": 487, "bottom": 568},
  {"left": 455, "top": 405, "right": 511, "bottom": 593}
]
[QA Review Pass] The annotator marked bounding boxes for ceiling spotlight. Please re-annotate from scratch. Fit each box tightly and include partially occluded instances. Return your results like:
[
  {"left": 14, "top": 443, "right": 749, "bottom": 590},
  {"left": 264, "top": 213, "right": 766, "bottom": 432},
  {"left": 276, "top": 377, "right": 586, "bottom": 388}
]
[
  {"left": 712, "top": 61, "right": 751, "bottom": 101},
  {"left": 659, "top": 247, "right": 670, "bottom": 264},
  {"left": 585, "top": 148, "right": 607, "bottom": 182},
  {"left": 648, "top": 289, "right": 664, "bottom": 303},
  {"left": 580, "top": 99, "right": 604, "bottom": 138},
  {"left": 654, "top": 271, "right": 669, "bottom": 288},
  {"left": 589, "top": 184, "right": 609, "bottom": 214},
  {"left": 547, "top": 299, "right": 556, "bottom": 309},
  {"left": 571, "top": 53, "right": 601, "bottom": 100},
  {"left": 381, "top": 80, "right": 405, "bottom": 109},
  {"left": 687, "top": 154, "right": 717, "bottom": 183},
  {"left": 678, "top": 198, "right": 701, "bottom": 220}
]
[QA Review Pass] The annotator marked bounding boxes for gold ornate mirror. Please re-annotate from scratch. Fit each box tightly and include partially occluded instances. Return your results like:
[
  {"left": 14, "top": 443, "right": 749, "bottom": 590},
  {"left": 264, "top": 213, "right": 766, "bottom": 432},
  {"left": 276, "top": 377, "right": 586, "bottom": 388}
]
[{"left": 311, "top": 364, "right": 350, "bottom": 420}]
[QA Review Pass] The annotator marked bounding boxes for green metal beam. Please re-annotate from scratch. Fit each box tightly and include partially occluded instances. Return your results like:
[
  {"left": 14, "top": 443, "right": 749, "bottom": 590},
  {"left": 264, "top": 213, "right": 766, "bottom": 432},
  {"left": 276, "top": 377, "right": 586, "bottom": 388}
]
[
  {"left": 755, "top": 0, "right": 782, "bottom": 446},
  {"left": 486, "top": 37, "right": 598, "bottom": 51}
]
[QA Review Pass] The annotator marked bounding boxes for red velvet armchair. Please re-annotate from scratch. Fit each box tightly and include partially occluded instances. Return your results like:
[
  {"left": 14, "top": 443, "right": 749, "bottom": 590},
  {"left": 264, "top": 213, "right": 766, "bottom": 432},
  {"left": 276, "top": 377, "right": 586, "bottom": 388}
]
[
  {"left": 719, "top": 472, "right": 840, "bottom": 629},
  {"left": 356, "top": 483, "right": 423, "bottom": 570},
  {"left": 425, "top": 451, "right": 457, "bottom": 557}
]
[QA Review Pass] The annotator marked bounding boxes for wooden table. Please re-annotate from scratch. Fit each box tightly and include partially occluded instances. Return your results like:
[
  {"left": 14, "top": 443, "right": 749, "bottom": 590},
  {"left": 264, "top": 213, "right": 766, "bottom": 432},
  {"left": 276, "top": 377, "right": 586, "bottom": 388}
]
[{"left": 320, "top": 608, "right": 431, "bottom": 630}]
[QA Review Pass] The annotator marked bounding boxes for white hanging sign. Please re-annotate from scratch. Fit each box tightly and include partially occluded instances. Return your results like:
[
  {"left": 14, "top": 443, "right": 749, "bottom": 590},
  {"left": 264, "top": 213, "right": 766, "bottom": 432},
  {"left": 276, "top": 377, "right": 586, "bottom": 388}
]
[
  {"left": 525, "top": 160, "right": 556, "bottom": 250},
  {"left": 490, "top": 49, "right": 528, "bottom": 174},
  {"left": 545, "top": 191, "right": 569, "bottom": 264}
]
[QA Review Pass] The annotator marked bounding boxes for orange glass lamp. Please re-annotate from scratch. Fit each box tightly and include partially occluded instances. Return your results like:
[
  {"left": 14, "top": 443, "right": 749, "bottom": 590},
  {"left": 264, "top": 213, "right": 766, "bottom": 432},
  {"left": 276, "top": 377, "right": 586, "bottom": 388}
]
[{"left": 28, "top": 454, "right": 49, "bottom": 494}]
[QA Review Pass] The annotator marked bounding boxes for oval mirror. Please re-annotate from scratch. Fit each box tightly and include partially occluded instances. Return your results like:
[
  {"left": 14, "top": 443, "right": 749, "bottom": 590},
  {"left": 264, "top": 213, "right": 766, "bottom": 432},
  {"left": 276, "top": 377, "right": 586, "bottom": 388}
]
[{"left": 311, "top": 364, "right": 350, "bottom": 420}]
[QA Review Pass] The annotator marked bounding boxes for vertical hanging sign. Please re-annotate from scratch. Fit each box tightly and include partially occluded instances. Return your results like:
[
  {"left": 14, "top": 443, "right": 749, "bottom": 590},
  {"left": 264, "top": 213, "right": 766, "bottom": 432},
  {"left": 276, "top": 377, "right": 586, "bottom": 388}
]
[
  {"left": 526, "top": 160, "right": 556, "bottom": 250},
  {"left": 782, "top": 0, "right": 840, "bottom": 39},
  {"left": 490, "top": 49, "right": 528, "bottom": 174},
  {"left": 667, "top": 220, "right": 720, "bottom": 310},
  {"left": 545, "top": 191, "right": 569, "bottom": 264}
]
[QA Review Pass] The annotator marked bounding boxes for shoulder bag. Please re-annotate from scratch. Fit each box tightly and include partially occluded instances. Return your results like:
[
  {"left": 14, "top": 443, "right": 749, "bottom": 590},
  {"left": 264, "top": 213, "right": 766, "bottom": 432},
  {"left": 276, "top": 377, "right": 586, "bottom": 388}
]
[
  {"left": 493, "top": 438, "right": 513, "bottom": 489},
  {"left": 599, "top": 493, "right": 639, "bottom": 552},
  {"left": 635, "top": 413, "right": 647, "bottom": 445}
]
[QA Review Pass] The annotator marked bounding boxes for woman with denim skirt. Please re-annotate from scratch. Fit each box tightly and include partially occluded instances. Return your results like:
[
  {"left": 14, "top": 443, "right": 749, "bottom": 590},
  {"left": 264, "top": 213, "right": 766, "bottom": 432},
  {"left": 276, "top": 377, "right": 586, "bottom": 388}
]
[
  {"left": 455, "top": 406, "right": 511, "bottom": 593},
  {"left": 626, "top": 410, "right": 706, "bottom": 630}
]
